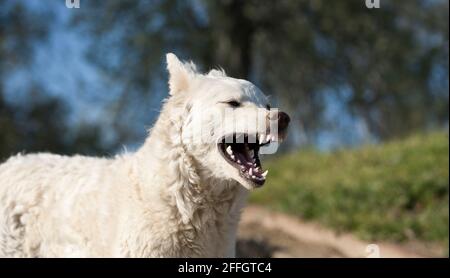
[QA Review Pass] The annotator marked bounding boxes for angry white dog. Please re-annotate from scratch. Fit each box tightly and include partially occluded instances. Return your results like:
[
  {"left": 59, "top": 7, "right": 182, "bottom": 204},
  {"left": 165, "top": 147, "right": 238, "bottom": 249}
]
[{"left": 0, "top": 53, "right": 290, "bottom": 257}]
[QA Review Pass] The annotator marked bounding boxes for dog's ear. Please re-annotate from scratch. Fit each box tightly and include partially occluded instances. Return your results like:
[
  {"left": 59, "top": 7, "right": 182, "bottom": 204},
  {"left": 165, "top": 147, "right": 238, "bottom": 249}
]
[{"left": 166, "top": 53, "right": 197, "bottom": 95}]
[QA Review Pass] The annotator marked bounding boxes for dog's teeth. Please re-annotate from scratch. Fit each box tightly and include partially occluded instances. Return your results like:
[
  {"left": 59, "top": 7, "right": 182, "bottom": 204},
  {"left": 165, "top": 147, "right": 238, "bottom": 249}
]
[
  {"left": 230, "top": 154, "right": 235, "bottom": 160},
  {"left": 262, "top": 170, "right": 268, "bottom": 177},
  {"left": 226, "top": 146, "right": 233, "bottom": 155},
  {"left": 237, "top": 159, "right": 241, "bottom": 164},
  {"left": 271, "top": 135, "right": 276, "bottom": 142},
  {"left": 254, "top": 168, "right": 259, "bottom": 172},
  {"left": 249, "top": 168, "right": 253, "bottom": 175},
  {"left": 251, "top": 175, "right": 256, "bottom": 179}
]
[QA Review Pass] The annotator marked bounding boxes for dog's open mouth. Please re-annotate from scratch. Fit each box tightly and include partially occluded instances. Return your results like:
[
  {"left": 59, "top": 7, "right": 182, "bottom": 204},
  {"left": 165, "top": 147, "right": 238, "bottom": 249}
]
[{"left": 218, "top": 133, "right": 273, "bottom": 187}]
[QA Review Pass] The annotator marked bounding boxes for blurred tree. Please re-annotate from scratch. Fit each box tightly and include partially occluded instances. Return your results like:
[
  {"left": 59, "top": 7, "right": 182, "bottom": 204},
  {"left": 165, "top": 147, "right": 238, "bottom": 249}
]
[
  {"left": 0, "top": 87, "right": 109, "bottom": 159},
  {"left": 77, "top": 0, "right": 449, "bottom": 145},
  {"left": 0, "top": 1, "right": 110, "bottom": 160}
]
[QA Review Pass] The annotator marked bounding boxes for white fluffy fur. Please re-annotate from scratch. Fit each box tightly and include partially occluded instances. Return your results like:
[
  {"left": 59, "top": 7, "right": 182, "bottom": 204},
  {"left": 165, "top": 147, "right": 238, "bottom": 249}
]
[{"left": 0, "top": 53, "right": 276, "bottom": 258}]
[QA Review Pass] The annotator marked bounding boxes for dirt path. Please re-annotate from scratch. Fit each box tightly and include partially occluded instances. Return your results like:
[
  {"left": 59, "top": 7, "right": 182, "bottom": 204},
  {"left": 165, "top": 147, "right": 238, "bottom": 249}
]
[{"left": 236, "top": 206, "right": 444, "bottom": 258}]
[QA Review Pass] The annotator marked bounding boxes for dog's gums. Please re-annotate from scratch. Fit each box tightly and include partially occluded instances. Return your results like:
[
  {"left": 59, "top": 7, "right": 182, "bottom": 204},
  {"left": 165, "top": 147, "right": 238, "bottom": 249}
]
[{"left": 218, "top": 133, "right": 272, "bottom": 187}]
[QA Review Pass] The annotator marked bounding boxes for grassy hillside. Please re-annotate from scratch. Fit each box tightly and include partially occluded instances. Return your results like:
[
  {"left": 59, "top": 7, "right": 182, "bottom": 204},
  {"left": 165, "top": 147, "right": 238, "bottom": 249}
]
[{"left": 251, "top": 132, "right": 449, "bottom": 246}]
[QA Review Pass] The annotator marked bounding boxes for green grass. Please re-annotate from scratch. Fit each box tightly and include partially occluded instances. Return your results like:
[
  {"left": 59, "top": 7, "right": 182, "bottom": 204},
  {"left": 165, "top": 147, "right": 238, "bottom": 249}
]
[{"left": 251, "top": 132, "right": 449, "bottom": 246}]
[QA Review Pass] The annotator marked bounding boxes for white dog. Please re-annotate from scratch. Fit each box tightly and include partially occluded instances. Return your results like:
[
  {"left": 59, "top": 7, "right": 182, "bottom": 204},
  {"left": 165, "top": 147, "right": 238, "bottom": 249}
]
[{"left": 0, "top": 54, "right": 290, "bottom": 257}]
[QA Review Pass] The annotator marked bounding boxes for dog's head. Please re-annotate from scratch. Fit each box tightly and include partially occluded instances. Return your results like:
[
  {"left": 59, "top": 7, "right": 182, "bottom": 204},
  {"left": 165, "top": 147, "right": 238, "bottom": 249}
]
[{"left": 165, "top": 53, "right": 290, "bottom": 190}]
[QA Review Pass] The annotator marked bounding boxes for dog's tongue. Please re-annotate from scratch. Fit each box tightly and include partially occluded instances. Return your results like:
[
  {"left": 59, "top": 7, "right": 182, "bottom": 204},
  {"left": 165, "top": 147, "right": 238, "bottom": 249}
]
[
  {"left": 235, "top": 151, "right": 251, "bottom": 166},
  {"left": 235, "top": 148, "right": 265, "bottom": 179}
]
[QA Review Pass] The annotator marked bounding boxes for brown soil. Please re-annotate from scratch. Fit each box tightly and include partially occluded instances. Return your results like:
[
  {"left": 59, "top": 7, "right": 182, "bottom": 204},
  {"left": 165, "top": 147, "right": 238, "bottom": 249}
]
[{"left": 236, "top": 206, "right": 445, "bottom": 258}]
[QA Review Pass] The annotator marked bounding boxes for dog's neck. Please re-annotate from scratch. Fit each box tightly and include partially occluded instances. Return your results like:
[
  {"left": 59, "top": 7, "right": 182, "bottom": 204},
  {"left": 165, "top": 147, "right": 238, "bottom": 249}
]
[
  {"left": 129, "top": 100, "right": 249, "bottom": 257},
  {"left": 133, "top": 107, "right": 248, "bottom": 224}
]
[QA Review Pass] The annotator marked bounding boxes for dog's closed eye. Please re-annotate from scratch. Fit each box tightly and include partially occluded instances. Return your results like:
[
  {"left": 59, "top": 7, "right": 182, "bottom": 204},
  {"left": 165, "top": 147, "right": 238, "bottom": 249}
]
[{"left": 225, "top": 100, "right": 241, "bottom": 108}]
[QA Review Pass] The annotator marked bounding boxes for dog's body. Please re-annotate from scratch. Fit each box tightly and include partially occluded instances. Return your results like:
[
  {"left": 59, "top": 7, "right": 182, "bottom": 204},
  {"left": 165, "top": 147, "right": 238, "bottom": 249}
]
[
  {"left": 0, "top": 54, "right": 289, "bottom": 257},
  {"left": 0, "top": 138, "right": 246, "bottom": 257}
]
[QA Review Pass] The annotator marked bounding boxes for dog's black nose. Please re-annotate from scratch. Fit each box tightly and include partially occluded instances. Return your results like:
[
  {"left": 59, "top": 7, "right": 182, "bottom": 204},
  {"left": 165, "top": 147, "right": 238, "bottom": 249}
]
[{"left": 278, "top": 112, "right": 290, "bottom": 131}]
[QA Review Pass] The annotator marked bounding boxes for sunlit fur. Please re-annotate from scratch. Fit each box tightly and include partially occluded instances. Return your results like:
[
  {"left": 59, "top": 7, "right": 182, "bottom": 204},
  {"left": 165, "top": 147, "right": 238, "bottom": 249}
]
[{"left": 0, "top": 53, "right": 275, "bottom": 257}]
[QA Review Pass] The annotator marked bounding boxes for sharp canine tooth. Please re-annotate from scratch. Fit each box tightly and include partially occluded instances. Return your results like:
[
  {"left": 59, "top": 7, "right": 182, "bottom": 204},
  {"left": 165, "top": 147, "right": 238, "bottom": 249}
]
[
  {"left": 230, "top": 154, "right": 235, "bottom": 160},
  {"left": 249, "top": 168, "right": 253, "bottom": 175},
  {"left": 226, "top": 146, "right": 233, "bottom": 155},
  {"left": 262, "top": 170, "right": 268, "bottom": 177}
]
